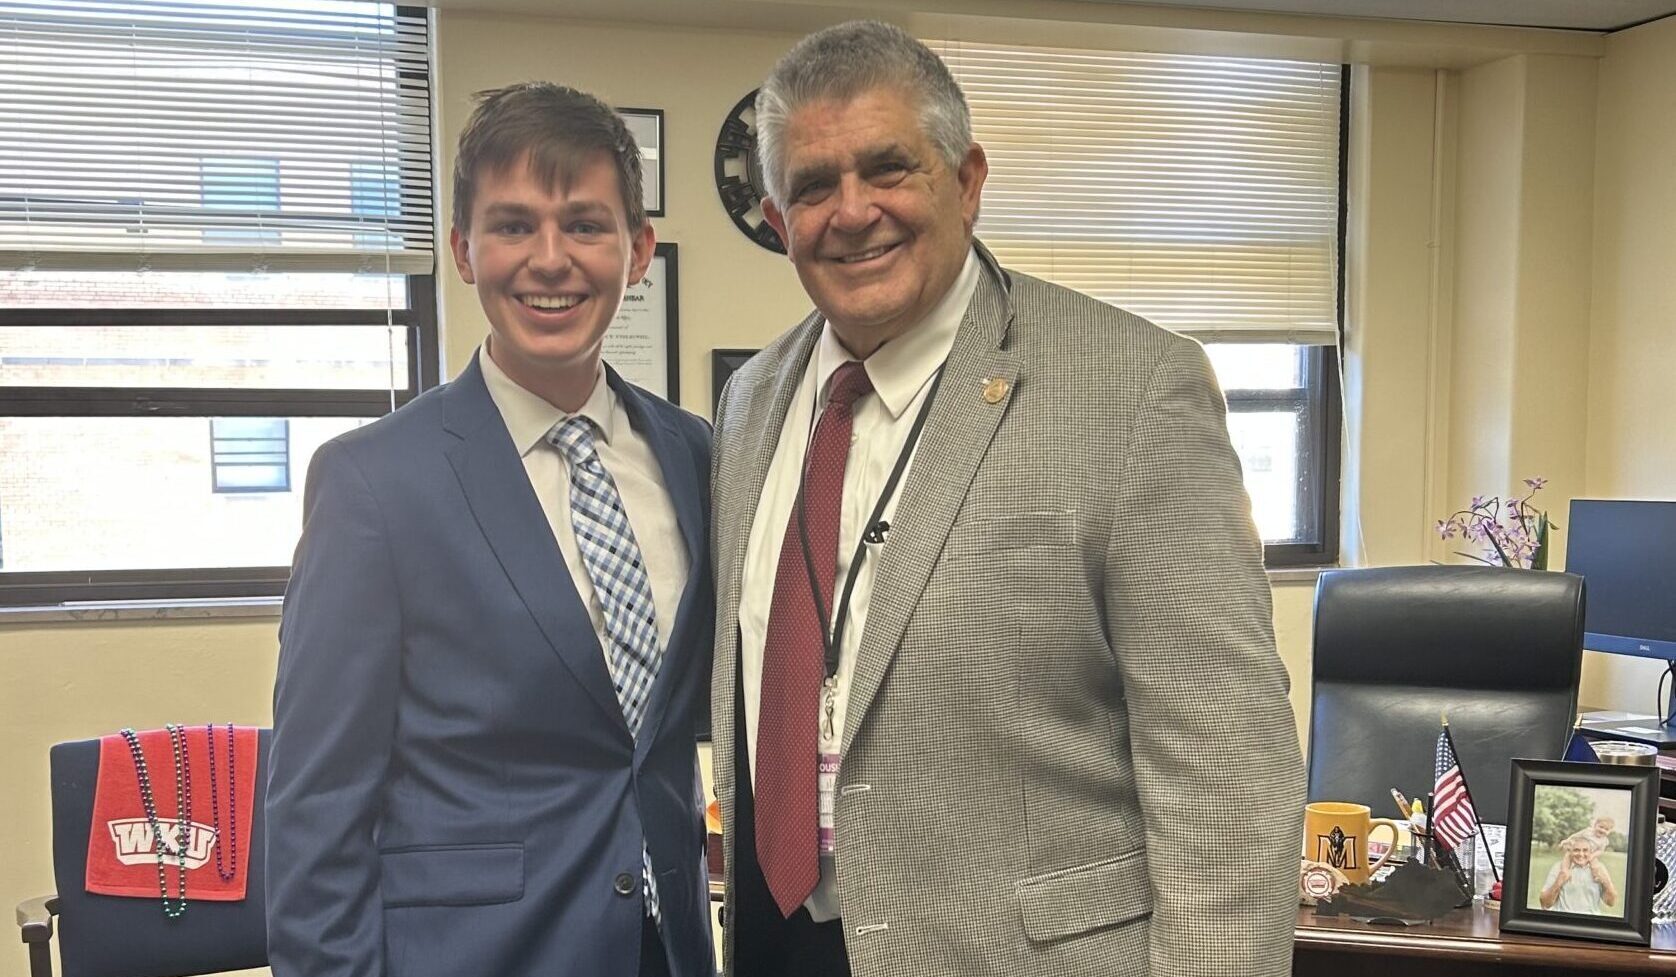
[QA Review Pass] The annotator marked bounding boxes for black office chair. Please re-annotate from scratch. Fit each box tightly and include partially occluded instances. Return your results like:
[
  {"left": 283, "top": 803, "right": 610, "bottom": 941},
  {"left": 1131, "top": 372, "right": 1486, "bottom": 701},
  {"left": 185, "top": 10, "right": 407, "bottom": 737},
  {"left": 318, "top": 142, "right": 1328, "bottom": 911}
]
[
  {"left": 1308, "top": 565, "right": 1584, "bottom": 825},
  {"left": 17, "top": 730, "right": 270, "bottom": 977}
]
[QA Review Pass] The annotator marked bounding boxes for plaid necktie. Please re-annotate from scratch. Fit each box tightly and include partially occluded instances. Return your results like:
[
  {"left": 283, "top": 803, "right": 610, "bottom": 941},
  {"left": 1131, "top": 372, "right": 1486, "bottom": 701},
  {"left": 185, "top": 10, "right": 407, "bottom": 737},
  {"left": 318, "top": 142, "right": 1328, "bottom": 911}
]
[
  {"left": 755, "top": 360, "right": 874, "bottom": 917},
  {"left": 547, "top": 414, "right": 664, "bottom": 921}
]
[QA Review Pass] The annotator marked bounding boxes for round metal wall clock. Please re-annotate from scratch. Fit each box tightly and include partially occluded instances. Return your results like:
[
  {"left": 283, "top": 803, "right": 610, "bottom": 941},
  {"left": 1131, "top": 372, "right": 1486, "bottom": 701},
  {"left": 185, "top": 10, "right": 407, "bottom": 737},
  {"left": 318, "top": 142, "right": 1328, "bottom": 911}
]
[{"left": 712, "top": 89, "right": 785, "bottom": 254}]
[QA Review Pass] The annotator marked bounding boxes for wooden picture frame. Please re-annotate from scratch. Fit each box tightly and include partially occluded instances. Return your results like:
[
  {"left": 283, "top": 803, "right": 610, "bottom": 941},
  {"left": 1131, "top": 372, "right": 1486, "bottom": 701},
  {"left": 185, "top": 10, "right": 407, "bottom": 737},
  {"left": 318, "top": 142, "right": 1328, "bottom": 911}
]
[{"left": 1499, "top": 758, "right": 1657, "bottom": 946}]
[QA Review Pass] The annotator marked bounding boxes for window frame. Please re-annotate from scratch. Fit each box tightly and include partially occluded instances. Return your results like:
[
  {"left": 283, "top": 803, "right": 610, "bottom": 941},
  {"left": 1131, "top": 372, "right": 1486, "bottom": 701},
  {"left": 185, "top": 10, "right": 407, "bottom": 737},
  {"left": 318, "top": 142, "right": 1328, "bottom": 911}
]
[
  {"left": 1220, "top": 344, "right": 1342, "bottom": 568},
  {"left": 0, "top": 273, "right": 439, "bottom": 605},
  {"left": 0, "top": 0, "right": 439, "bottom": 605}
]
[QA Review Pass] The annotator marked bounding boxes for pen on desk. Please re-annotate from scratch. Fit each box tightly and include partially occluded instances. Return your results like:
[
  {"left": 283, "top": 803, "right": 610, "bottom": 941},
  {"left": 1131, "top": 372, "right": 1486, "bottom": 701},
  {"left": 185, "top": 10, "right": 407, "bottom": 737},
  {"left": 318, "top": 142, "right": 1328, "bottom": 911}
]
[{"left": 1390, "top": 788, "right": 1411, "bottom": 820}]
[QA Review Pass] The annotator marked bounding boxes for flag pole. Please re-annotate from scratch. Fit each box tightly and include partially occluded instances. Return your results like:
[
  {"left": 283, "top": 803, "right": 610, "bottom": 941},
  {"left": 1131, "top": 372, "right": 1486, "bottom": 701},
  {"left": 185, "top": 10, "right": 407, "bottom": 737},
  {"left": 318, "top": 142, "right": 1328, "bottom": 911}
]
[
  {"left": 1423, "top": 792, "right": 1436, "bottom": 867},
  {"left": 1442, "top": 716, "right": 1501, "bottom": 884}
]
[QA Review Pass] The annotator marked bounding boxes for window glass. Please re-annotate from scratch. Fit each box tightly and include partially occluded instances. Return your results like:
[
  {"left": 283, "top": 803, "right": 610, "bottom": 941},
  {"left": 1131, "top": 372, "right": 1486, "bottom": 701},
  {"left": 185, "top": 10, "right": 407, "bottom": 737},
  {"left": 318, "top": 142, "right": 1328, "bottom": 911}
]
[
  {"left": 211, "top": 417, "right": 291, "bottom": 493},
  {"left": 0, "top": 416, "right": 364, "bottom": 572},
  {"left": 1205, "top": 342, "right": 1335, "bottom": 559},
  {"left": 1224, "top": 409, "right": 1303, "bottom": 542},
  {"left": 0, "top": 325, "right": 410, "bottom": 389},
  {"left": 202, "top": 157, "right": 281, "bottom": 245},
  {"left": 0, "top": 271, "right": 409, "bottom": 310},
  {"left": 1204, "top": 343, "right": 1304, "bottom": 390}
]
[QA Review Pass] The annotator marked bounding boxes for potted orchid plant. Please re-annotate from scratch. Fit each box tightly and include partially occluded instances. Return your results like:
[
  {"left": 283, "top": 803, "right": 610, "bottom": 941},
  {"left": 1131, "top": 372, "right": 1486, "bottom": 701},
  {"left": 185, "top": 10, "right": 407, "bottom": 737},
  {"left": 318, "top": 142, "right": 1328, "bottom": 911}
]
[{"left": 1435, "top": 476, "right": 1554, "bottom": 570}]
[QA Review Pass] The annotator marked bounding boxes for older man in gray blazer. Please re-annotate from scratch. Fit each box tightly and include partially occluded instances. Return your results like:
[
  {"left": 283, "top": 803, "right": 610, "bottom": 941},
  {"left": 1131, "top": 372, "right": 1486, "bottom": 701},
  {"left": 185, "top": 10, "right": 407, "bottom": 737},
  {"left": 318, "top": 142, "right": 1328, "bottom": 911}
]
[{"left": 712, "top": 20, "right": 1305, "bottom": 977}]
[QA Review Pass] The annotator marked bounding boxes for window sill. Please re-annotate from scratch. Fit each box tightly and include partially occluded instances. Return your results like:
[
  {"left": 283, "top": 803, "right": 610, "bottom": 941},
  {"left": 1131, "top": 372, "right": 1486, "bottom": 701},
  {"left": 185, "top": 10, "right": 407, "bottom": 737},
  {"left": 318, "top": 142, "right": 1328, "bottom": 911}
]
[
  {"left": 0, "top": 596, "right": 282, "bottom": 625},
  {"left": 0, "top": 569, "right": 1332, "bottom": 623},
  {"left": 1266, "top": 566, "right": 1332, "bottom": 584}
]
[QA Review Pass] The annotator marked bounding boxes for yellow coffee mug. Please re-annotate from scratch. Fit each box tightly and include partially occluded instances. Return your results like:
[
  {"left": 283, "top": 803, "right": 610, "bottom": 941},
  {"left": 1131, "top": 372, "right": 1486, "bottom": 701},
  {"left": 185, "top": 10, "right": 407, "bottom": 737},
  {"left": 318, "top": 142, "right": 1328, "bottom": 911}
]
[{"left": 1304, "top": 801, "right": 1402, "bottom": 885}]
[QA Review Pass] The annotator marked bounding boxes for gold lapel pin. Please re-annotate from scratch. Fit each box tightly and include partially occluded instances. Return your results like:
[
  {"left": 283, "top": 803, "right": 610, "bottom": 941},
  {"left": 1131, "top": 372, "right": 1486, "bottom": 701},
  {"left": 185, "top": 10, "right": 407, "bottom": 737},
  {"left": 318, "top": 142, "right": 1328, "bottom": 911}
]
[{"left": 982, "top": 377, "right": 1010, "bottom": 404}]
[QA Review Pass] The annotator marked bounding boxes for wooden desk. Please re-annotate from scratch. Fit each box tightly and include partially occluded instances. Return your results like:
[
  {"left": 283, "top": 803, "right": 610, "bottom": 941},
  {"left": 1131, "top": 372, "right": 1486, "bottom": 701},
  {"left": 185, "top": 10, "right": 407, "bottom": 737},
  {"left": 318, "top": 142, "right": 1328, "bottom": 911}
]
[
  {"left": 707, "top": 848, "right": 1673, "bottom": 974},
  {"left": 1296, "top": 905, "right": 1676, "bottom": 976}
]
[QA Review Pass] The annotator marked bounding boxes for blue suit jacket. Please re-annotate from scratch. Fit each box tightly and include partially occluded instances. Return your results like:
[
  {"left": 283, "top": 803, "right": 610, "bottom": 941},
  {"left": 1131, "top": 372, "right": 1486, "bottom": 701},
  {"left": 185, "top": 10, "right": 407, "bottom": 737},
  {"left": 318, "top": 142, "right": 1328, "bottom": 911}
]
[{"left": 266, "top": 355, "right": 714, "bottom": 977}]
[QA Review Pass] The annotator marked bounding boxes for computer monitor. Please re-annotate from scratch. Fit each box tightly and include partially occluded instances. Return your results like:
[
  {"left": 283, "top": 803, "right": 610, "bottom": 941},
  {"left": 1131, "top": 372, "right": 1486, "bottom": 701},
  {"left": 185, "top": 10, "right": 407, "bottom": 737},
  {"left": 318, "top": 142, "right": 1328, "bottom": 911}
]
[{"left": 1566, "top": 499, "right": 1676, "bottom": 741}]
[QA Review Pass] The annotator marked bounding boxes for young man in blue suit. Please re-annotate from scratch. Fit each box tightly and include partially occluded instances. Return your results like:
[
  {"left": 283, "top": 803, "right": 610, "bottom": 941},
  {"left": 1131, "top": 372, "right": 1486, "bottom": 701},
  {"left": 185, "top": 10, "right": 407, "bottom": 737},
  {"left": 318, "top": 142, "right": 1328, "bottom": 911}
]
[{"left": 267, "top": 83, "right": 714, "bottom": 977}]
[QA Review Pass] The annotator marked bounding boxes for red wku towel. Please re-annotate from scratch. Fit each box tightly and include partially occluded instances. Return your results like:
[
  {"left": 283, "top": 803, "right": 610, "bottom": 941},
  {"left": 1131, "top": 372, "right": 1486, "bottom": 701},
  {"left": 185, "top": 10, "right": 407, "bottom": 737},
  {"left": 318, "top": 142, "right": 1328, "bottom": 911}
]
[{"left": 85, "top": 725, "right": 257, "bottom": 901}]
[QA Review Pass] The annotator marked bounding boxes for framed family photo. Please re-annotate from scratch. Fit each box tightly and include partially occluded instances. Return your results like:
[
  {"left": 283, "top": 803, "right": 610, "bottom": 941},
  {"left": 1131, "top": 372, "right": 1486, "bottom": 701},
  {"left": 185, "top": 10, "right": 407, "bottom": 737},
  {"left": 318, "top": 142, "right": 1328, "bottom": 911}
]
[{"left": 1499, "top": 758, "right": 1657, "bottom": 946}]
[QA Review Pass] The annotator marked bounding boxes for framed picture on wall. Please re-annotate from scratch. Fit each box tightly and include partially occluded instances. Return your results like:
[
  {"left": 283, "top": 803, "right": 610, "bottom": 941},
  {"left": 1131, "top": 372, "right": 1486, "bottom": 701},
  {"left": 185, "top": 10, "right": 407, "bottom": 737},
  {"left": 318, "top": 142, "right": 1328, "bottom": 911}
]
[
  {"left": 711, "top": 348, "right": 759, "bottom": 414},
  {"left": 1499, "top": 758, "right": 1656, "bottom": 946},
  {"left": 604, "top": 242, "right": 679, "bottom": 401},
  {"left": 618, "top": 107, "right": 664, "bottom": 217}
]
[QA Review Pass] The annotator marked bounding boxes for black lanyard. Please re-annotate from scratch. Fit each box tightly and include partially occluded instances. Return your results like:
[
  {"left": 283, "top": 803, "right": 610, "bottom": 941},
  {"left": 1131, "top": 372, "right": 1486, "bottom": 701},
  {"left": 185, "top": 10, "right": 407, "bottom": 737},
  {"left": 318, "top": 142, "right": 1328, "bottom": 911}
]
[{"left": 794, "top": 365, "right": 946, "bottom": 681}]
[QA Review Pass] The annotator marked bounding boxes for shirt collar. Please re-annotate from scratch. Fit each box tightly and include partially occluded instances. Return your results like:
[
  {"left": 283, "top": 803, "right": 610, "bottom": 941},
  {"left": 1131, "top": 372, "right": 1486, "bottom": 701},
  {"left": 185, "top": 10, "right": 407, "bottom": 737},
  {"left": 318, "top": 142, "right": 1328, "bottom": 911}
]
[
  {"left": 478, "top": 342, "right": 617, "bottom": 456},
  {"left": 813, "top": 245, "right": 980, "bottom": 419}
]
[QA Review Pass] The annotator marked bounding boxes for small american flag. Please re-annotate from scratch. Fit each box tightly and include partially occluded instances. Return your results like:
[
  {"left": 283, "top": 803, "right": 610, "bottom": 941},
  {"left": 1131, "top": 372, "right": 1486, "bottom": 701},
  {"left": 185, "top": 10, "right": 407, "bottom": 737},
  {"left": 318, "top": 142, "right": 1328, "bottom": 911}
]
[{"left": 1433, "top": 728, "right": 1478, "bottom": 852}]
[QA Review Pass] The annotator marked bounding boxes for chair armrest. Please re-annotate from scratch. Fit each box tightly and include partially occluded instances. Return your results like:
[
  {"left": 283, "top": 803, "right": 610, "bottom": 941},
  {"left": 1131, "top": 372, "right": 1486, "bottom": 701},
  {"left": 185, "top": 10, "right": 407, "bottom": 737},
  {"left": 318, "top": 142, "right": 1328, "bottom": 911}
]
[{"left": 16, "top": 894, "right": 57, "bottom": 943}]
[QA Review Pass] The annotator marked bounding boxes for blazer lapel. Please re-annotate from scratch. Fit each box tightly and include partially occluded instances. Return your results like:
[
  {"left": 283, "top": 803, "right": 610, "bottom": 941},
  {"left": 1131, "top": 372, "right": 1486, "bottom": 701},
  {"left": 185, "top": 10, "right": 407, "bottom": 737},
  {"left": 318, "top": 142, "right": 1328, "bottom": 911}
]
[
  {"left": 607, "top": 366, "right": 702, "bottom": 757},
  {"left": 713, "top": 316, "right": 820, "bottom": 786},
  {"left": 442, "top": 355, "right": 627, "bottom": 734},
  {"left": 715, "top": 317, "right": 821, "bottom": 631},
  {"left": 842, "top": 258, "right": 1020, "bottom": 753}
]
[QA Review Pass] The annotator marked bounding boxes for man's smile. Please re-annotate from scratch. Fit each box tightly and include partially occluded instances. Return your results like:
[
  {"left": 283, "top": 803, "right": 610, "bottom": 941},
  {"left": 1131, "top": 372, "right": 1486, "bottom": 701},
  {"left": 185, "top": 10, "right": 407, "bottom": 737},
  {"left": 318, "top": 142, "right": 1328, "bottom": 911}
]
[{"left": 518, "top": 292, "right": 585, "bottom": 310}]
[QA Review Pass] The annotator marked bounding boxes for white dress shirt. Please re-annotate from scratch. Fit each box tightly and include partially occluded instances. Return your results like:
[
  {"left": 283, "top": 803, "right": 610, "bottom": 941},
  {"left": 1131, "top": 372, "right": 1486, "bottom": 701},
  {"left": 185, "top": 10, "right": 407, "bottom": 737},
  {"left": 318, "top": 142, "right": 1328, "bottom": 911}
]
[
  {"left": 739, "top": 247, "right": 980, "bottom": 919},
  {"left": 479, "top": 345, "right": 689, "bottom": 664}
]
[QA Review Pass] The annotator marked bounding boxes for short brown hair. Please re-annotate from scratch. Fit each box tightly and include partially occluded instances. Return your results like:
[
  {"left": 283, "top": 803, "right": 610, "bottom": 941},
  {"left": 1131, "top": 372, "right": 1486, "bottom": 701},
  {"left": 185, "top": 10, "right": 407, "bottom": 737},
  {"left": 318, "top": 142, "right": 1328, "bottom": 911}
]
[{"left": 452, "top": 82, "right": 647, "bottom": 233}]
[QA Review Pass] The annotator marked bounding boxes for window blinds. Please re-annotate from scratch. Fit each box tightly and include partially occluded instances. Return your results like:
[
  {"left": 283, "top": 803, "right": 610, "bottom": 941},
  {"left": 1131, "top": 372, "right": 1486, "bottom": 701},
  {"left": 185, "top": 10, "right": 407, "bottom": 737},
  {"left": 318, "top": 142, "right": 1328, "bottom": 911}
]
[
  {"left": 0, "top": 0, "right": 433, "bottom": 274},
  {"left": 931, "top": 41, "right": 1342, "bottom": 343}
]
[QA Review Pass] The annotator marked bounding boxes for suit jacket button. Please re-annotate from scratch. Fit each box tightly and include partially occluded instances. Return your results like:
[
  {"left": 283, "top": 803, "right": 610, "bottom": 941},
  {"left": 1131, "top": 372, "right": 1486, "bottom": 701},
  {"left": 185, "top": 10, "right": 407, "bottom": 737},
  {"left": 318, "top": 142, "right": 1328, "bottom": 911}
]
[{"left": 613, "top": 872, "right": 636, "bottom": 896}]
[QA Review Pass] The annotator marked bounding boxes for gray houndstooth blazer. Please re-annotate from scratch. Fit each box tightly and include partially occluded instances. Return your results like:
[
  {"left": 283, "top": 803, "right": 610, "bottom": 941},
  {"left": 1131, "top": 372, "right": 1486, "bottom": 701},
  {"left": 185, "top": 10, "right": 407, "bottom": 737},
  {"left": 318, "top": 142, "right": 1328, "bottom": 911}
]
[{"left": 711, "top": 241, "right": 1305, "bottom": 977}]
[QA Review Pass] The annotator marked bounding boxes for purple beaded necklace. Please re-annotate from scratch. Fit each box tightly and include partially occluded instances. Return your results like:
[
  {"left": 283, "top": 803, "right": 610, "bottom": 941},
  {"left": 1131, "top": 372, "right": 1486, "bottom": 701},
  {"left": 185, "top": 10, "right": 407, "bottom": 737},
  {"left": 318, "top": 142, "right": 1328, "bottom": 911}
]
[{"left": 205, "top": 723, "right": 239, "bottom": 883}]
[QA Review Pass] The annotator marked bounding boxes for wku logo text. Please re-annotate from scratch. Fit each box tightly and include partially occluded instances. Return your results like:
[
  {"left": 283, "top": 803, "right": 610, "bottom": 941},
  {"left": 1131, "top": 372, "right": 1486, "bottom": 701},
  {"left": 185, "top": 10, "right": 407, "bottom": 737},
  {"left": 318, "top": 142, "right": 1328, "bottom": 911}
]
[{"left": 107, "top": 818, "right": 219, "bottom": 869}]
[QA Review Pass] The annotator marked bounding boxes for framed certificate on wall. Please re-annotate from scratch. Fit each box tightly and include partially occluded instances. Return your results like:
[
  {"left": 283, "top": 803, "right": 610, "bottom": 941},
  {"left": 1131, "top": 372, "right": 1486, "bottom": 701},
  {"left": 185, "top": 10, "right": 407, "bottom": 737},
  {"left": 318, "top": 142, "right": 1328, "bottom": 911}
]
[{"left": 604, "top": 242, "right": 679, "bottom": 402}]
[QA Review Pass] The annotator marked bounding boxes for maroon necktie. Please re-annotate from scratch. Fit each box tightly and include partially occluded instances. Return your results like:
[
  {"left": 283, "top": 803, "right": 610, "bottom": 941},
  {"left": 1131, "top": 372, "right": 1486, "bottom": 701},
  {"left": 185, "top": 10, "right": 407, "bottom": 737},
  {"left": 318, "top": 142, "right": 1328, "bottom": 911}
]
[{"left": 756, "top": 360, "right": 874, "bottom": 918}]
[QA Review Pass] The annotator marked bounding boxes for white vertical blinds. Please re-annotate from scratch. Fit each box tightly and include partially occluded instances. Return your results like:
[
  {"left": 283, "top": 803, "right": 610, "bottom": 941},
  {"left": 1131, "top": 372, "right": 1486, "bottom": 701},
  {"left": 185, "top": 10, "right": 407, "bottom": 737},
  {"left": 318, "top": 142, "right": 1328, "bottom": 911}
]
[
  {"left": 0, "top": 0, "right": 433, "bottom": 273},
  {"left": 931, "top": 41, "right": 1342, "bottom": 344}
]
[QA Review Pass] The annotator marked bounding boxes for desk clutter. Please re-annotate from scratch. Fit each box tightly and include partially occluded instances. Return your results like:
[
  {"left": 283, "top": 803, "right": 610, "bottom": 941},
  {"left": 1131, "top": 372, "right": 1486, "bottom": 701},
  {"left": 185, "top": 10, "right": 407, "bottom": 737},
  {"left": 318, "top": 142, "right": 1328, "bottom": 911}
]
[
  {"left": 1300, "top": 790, "right": 1475, "bottom": 922},
  {"left": 1305, "top": 714, "right": 1667, "bottom": 948},
  {"left": 1313, "top": 859, "right": 1472, "bottom": 922}
]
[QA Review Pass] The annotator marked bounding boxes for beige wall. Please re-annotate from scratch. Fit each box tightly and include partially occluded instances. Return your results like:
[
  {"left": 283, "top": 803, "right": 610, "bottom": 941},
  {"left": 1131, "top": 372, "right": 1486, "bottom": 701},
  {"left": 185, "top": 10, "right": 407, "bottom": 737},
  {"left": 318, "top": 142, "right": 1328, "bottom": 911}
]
[
  {"left": 1448, "top": 53, "right": 1597, "bottom": 562},
  {"left": 7, "top": 1, "right": 1676, "bottom": 947},
  {"left": 1344, "top": 65, "right": 1454, "bottom": 569},
  {"left": 1580, "top": 14, "right": 1676, "bottom": 710},
  {"left": 1449, "top": 55, "right": 1524, "bottom": 510}
]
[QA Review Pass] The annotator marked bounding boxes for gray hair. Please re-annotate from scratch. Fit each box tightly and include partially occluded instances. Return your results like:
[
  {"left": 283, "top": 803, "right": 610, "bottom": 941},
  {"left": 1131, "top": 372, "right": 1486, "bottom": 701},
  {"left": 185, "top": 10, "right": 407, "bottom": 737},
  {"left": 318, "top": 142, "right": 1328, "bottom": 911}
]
[{"left": 755, "top": 20, "right": 972, "bottom": 206}]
